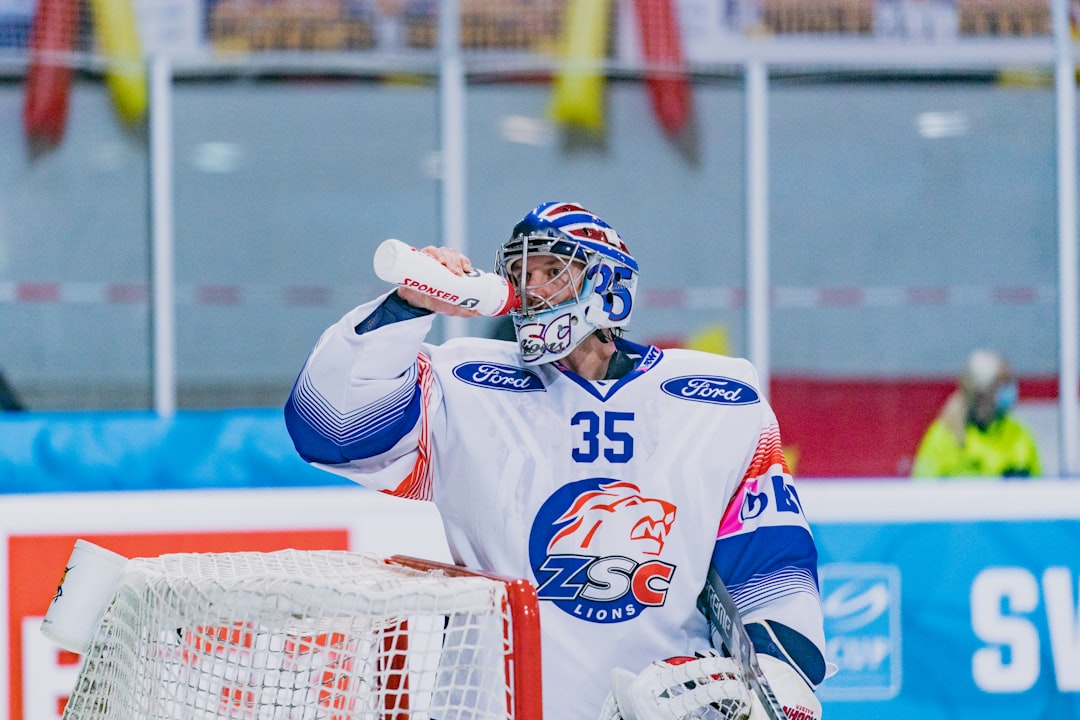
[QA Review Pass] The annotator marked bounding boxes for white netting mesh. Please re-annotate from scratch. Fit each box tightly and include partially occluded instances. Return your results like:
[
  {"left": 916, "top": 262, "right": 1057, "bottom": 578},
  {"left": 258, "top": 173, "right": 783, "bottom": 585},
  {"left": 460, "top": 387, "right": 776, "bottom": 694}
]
[{"left": 62, "top": 550, "right": 521, "bottom": 720}]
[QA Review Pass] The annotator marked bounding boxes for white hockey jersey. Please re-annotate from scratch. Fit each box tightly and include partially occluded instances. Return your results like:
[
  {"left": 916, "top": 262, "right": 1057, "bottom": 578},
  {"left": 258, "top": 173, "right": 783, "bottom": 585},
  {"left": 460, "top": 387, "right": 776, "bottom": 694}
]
[{"left": 285, "top": 293, "right": 826, "bottom": 719}]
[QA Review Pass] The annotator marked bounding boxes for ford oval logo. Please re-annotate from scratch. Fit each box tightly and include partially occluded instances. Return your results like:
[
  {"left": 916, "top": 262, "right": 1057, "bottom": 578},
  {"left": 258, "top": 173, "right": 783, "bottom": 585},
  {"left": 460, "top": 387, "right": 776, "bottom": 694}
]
[
  {"left": 660, "top": 376, "right": 760, "bottom": 405},
  {"left": 453, "top": 362, "right": 545, "bottom": 393}
]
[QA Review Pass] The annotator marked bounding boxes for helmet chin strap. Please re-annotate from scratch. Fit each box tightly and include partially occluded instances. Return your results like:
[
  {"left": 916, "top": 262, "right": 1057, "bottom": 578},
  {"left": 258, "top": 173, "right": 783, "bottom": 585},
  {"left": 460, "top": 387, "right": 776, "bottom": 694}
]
[{"left": 593, "top": 329, "right": 611, "bottom": 344}]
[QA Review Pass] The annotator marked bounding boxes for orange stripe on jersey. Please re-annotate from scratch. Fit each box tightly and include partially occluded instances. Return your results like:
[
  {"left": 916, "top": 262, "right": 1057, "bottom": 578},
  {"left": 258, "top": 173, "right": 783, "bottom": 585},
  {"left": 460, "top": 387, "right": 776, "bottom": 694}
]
[
  {"left": 384, "top": 353, "right": 435, "bottom": 501},
  {"left": 743, "top": 423, "right": 789, "bottom": 479}
]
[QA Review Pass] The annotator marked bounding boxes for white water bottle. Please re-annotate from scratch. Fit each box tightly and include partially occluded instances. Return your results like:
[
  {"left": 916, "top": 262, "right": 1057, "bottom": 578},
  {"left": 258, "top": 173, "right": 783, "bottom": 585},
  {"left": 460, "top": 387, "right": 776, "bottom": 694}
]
[{"left": 373, "top": 238, "right": 519, "bottom": 317}]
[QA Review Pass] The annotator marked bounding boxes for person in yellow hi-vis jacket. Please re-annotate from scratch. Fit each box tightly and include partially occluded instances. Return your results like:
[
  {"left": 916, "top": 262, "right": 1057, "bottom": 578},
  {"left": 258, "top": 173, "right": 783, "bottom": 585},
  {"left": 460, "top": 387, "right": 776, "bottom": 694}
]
[{"left": 912, "top": 349, "right": 1042, "bottom": 479}]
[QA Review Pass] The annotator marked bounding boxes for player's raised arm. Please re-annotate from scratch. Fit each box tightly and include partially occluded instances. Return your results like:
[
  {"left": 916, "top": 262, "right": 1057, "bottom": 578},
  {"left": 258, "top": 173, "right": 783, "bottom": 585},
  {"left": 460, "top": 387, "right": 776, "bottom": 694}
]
[
  {"left": 283, "top": 290, "right": 433, "bottom": 485},
  {"left": 283, "top": 243, "right": 475, "bottom": 492}
]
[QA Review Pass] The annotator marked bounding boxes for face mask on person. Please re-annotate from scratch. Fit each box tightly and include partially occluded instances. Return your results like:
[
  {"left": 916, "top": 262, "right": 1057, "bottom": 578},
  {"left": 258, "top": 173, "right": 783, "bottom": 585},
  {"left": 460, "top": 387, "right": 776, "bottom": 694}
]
[{"left": 995, "top": 381, "right": 1018, "bottom": 417}]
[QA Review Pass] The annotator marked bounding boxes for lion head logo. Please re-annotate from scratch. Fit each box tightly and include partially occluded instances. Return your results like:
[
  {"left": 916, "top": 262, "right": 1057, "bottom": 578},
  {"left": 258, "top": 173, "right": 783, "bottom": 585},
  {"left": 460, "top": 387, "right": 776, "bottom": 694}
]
[{"left": 546, "top": 481, "right": 676, "bottom": 557}]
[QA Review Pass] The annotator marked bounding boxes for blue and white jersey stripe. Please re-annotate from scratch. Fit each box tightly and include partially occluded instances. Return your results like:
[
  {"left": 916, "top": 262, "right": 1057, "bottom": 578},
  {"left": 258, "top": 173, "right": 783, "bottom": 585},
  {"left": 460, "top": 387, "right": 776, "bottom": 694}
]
[
  {"left": 728, "top": 566, "right": 821, "bottom": 615},
  {"left": 285, "top": 362, "right": 420, "bottom": 464}
]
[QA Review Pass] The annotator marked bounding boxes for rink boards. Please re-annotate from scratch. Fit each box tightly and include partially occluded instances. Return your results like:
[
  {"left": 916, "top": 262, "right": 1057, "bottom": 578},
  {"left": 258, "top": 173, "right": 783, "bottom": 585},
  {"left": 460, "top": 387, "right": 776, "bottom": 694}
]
[{"left": 2, "top": 481, "right": 1079, "bottom": 720}]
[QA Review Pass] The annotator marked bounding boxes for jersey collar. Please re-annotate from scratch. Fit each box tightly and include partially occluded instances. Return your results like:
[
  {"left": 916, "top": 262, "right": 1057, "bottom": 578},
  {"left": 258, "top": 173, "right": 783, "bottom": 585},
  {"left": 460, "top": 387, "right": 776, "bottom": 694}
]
[{"left": 552, "top": 338, "right": 663, "bottom": 401}]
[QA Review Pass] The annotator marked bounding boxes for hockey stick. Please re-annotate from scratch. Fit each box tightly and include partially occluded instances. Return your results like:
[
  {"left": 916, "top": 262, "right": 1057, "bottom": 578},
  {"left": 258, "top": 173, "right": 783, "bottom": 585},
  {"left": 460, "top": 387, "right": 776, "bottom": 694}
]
[{"left": 697, "top": 566, "right": 790, "bottom": 720}]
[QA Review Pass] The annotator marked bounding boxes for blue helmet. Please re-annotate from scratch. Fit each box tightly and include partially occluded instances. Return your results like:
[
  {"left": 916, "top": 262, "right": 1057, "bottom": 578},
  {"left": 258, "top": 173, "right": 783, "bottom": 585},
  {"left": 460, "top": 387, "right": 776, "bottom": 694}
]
[{"left": 495, "top": 202, "right": 639, "bottom": 365}]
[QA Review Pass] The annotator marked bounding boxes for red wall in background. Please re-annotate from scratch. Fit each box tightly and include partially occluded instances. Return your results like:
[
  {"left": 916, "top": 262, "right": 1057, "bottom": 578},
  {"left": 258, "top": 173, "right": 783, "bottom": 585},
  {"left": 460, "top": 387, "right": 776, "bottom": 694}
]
[{"left": 770, "top": 375, "right": 1058, "bottom": 478}]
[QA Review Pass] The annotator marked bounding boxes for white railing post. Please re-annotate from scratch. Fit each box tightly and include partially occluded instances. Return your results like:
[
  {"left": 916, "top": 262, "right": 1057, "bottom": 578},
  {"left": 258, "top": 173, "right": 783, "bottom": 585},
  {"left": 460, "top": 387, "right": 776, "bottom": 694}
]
[
  {"left": 150, "top": 54, "right": 176, "bottom": 418},
  {"left": 1053, "top": 0, "right": 1079, "bottom": 477},
  {"left": 439, "top": 0, "right": 468, "bottom": 341},
  {"left": 746, "top": 59, "right": 770, "bottom": 395}
]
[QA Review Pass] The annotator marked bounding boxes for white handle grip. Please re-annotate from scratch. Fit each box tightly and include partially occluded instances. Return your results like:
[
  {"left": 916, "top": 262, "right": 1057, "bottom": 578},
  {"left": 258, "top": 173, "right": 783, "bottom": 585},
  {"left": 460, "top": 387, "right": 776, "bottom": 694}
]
[{"left": 373, "top": 238, "right": 518, "bottom": 317}]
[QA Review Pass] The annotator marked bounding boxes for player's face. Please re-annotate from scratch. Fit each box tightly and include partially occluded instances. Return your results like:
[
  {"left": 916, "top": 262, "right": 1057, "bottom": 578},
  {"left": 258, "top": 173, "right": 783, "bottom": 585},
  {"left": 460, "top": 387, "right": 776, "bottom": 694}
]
[{"left": 508, "top": 253, "right": 585, "bottom": 312}]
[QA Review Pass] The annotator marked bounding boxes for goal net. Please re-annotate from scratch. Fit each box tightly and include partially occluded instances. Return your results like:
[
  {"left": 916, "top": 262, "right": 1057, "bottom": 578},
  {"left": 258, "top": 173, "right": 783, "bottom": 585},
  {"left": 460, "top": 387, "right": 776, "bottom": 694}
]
[{"left": 59, "top": 549, "right": 542, "bottom": 720}]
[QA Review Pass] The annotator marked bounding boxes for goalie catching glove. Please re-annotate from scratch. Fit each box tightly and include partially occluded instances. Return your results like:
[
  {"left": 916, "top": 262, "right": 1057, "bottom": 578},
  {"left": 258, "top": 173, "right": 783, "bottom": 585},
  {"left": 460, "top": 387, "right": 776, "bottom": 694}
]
[
  {"left": 597, "top": 650, "right": 823, "bottom": 720},
  {"left": 597, "top": 650, "right": 752, "bottom": 720}
]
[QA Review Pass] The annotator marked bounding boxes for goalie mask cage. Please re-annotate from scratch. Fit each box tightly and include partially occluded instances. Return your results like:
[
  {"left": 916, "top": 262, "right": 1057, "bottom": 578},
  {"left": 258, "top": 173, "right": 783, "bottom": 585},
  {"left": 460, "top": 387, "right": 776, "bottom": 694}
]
[{"left": 60, "top": 550, "right": 543, "bottom": 720}]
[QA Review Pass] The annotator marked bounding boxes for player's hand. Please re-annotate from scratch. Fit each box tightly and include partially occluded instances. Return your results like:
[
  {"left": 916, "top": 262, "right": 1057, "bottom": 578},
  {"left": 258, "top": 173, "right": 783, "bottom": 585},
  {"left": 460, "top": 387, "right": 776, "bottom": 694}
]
[
  {"left": 394, "top": 246, "right": 482, "bottom": 318},
  {"left": 597, "top": 651, "right": 752, "bottom": 720}
]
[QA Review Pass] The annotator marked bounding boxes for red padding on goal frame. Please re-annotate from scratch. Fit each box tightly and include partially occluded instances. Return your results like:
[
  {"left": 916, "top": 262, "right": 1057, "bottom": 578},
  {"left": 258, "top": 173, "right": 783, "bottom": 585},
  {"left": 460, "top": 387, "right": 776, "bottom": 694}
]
[{"left": 387, "top": 555, "right": 544, "bottom": 720}]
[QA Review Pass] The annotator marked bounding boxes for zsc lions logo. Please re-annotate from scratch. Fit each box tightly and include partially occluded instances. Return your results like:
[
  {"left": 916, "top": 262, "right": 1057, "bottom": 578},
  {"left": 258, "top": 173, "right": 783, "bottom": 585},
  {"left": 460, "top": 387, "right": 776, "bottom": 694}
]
[
  {"left": 452, "top": 362, "right": 545, "bottom": 392},
  {"left": 660, "top": 376, "right": 760, "bottom": 405},
  {"left": 529, "top": 478, "right": 677, "bottom": 624}
]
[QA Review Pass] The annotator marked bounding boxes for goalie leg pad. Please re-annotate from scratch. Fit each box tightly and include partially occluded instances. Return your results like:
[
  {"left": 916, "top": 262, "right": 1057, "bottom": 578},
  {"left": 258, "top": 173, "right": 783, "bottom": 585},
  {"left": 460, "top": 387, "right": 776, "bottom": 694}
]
[{"left": 600, "top": 651, "right": 752, "bottom": 720}]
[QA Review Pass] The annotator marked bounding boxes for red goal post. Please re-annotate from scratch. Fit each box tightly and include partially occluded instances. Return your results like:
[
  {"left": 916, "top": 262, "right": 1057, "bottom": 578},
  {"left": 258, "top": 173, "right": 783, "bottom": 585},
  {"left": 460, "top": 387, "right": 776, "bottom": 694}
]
[{"left": 386, "top": 555, "right": 544, "bottom": 720}]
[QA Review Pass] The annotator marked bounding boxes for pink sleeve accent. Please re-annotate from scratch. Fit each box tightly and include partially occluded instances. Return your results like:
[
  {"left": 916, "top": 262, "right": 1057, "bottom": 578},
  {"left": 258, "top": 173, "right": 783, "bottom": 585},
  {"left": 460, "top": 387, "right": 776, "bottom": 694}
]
[{"left": 717, "top": 424, "right": 787, "bottom": 538}]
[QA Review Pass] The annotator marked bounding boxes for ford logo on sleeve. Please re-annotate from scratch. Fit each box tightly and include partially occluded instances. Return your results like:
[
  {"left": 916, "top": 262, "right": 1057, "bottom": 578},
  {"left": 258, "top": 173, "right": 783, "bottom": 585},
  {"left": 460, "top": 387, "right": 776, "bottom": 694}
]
[
  {"left": 452, "top": 362, "right": 546, "bottom": 392},
  {"left": 660, "top": 376, "right": 760, "bottom": 405}
]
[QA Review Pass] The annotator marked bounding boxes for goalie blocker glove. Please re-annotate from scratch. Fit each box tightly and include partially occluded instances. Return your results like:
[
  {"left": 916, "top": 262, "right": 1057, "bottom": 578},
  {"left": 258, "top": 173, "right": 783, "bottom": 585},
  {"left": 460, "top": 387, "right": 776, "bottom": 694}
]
[{"left": 598, "top": 651, "right": 822, "bottom": 720}]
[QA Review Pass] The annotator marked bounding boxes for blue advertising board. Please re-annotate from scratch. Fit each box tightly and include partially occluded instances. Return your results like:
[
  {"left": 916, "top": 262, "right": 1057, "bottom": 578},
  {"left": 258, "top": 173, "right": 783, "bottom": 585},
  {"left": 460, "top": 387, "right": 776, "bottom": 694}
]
[{"left": 805, "top": 483, "right": 1080, "bottom": 720}]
